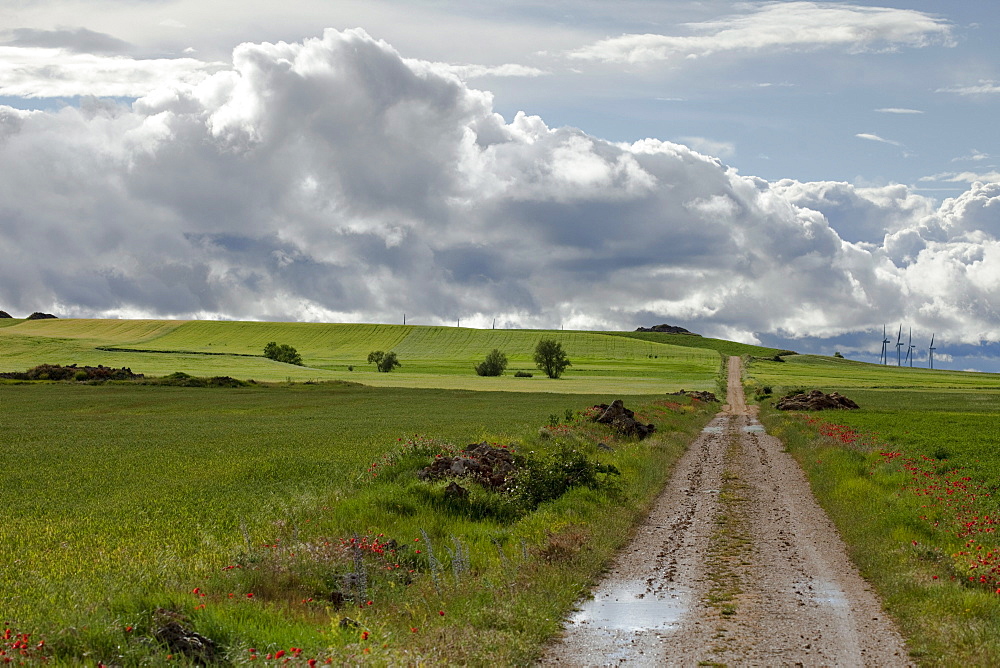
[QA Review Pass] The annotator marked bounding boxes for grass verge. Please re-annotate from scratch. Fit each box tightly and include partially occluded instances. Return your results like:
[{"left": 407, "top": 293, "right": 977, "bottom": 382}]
[{"left": 759, "top": 399, "right": 1000, "bottom": 665}]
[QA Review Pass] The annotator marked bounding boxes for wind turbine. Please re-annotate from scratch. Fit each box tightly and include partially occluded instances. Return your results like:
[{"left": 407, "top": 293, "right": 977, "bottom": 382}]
[
  {"left": 895, "top": 325, "right": 904, "bottom": 366},
  {"left": 905, "top": 328, "right": 915, "bottom": 367},
  {"left": 929, "top": 334, "right": 936, "bottom": 369},
  {"left": 879, "top": 325, "right": 890, "bottom": 365}
]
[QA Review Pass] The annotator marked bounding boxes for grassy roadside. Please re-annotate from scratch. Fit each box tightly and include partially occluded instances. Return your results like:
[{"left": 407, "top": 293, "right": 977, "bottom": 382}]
[
  {"left": 757, "top": 390, "right": 1000, "bottom": 665},
  {"left": 1, "top": 382, "right": 718, "bottom": 665}
]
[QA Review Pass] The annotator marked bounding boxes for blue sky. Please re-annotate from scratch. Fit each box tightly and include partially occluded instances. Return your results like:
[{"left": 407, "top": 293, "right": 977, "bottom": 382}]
[{"left": 0, "top": 2, "right": 998, "bottom": 370}]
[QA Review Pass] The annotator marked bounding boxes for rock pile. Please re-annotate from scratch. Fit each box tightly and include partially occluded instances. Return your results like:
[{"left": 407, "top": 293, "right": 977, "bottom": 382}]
[
  {"left": 776, "top": 390, "right": 859, "bottom": 411},
  {"left": 668, "top": 389, "right": 719, "bottom": 402},
  {"left": 417, "top": 442, "right": 516, "bottom": 490},
  {"left": 591, "top": 399, "right": 656, "bottom": 439},
  {"left": 152, "top": 609, "right": 217, "bottom": 664}
]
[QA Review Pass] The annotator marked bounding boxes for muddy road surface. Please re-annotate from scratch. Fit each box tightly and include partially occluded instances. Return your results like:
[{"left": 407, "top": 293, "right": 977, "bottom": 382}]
[{"left": 541, "top": 357, "right": 911, "bottom": 666}]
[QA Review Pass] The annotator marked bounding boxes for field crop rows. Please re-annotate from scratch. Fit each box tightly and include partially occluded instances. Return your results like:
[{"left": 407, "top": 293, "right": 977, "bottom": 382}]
[
  {"left": 749, "top": 355, "right": 1000, "bottom": 664},
  {"left": 0, "top": 320, "right": 722, "bottom": 392},
  {"left": 599, "top": 330, "right": 789, "bottom": 358}
]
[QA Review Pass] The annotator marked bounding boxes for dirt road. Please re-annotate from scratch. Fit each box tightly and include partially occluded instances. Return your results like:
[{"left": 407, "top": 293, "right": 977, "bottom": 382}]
[{"left": 540, "top": 357, "right": 911, "bottom": 666}]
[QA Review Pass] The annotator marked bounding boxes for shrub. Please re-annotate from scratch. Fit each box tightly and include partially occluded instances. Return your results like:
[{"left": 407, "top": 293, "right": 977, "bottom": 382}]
[
  {"left": 367, "top": 350, "right": 401, "bottom": 373},
  {"left": 533, "top": 339, "right": 571, "bottom": 379},
  {"left": 206, "top": 376, "right": 248, "bottom": 388},
  {"left": 474, "top": 349, "right": 508, "bottom": 376},
  {"left": 144, "top": 373, "right": 249, "bottom": 388},
  {"left": 263, "top": 341, "right": 303, "bottom": 366},
  {"left": 506, "top": 446, "right": 620, "bottom": 511},
  {"left": 0, "top": 364, "right": 142, "bottom": 382},
  {"left": 514, "top": 371, "right": 533, "bottom": 378}
]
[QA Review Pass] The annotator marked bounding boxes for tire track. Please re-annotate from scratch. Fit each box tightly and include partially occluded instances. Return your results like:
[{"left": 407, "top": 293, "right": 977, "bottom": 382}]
[{"left": 540, "top": 357, "right": 911, "bottom": 667}]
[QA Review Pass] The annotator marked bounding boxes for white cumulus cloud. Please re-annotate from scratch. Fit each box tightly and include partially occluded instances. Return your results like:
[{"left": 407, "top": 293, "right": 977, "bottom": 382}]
[
  {"left": 0, "top": 27, "right": 998, "bottom": 352},
  {"left": 678, "top": 136, "right": 736, "bottom": 159}
]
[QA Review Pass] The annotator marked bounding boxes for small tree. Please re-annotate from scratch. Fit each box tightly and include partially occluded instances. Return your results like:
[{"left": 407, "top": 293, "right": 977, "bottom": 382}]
[
  {"left": 367, "top": 350, "right": 401, "bottom": 373},
  {"left": 263, "top": 341, "right": 303, "bottom": 366},
  {"left": 533, "top": 339, "right": 571, "bottom": 379},
  {"left": 475, "top": 349, "right": 508, "bottom": 377}
]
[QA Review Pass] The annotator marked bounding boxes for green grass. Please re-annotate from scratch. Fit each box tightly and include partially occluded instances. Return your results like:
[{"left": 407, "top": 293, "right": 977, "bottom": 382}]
[
  {"left": 600, "top": 330, "right": 790, "bottom": 357},
  {"left": 748, "top": 354, "right": 1000, "bottom": 391},
  {"left": 0, "top": 381, "right": 717, "bottom": 664},
  {"left": 749, "top": 355, "right": 1000, "bottom": 664},
  {"left": 0, "top": 320, "right": 720, "bottom": 393}
]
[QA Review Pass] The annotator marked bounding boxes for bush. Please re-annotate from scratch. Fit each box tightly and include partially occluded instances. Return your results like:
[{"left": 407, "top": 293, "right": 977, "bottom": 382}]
[
  {"left": 263, "top": 341, "right": 303, "bottom": 366},
  {"left": 474, "top": 349, "right": 508, "bottom": 377},
  {"left": 514, "top": 371, "right": 533, "bottom": 378},
  {"left": 143, "top": 373, "right": 249, "bottom": 388},
  {"left": 533, "top": 339, "right": 571, "bottom": 379},
  {"left": 0, "top": 364, "right": 142, "bottom": 382},
  {"left": 506, "top": 446, "right": 620, "bottom": 511},
  {"left": 367, "top": 350, "right": 401, "bottom": 373}
]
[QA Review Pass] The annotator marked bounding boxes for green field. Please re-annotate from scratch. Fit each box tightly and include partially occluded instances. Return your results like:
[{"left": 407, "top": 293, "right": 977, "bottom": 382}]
[
  {"left": 748, "top": 353, "right": 1000, "bottom": 391},
  {"left": 0, "top": 318, "right": 724, "bottom": 664},
  {"left": 0, "top": 383, "right": 601, "bottom": 619},
  {"left": 0, "top": 381, "right": 717, "bottom": 664},
  {"left": 749, "top": 355, "right": 1000, "bottom": 664},
  {"left": 14, "top": 318, "right": 1000, "bottom": 664},
  {"left": 600, "top": 329, "right": 790, "bottom": 357},
  {"left": 0, "top": 319, "right": 720, "bottom": 393}
]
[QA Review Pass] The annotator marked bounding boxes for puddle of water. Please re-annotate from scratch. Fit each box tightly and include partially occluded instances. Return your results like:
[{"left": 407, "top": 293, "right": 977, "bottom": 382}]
[
  {"left": 570, "top": 580, "right": 688, "bottom": 632},
  {"left": 742, "top": 424, "right": 766, "bottom": 434},
  {"left": 702, "top": 425, "right": 724, "bottom": 434}
]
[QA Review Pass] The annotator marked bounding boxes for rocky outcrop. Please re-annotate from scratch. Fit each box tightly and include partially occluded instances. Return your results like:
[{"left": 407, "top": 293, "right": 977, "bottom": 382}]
[
  {"left": 591, "top": 399, "right": 656, "bottom": 439},
  {"left": 26, "top": 312, "right": 57, "bottom": 320},
  {"left": 776, "top": 390, "right": 859, "bottom": 411},
  {"left": 636, "top": 324, "right": 698, "bottom": 335}
]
